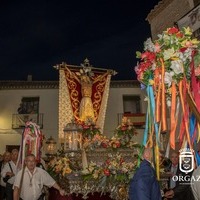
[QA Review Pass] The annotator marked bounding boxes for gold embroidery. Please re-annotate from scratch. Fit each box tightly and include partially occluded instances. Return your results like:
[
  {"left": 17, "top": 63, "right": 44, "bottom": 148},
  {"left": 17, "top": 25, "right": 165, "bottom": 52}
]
[
  {"left": 65, "top": 68, "right": 80, "bottom": 120},
  {"left": 64, "top": 66, "right": 109, "bottom": 123},
  {"left": 79, "top": 75, "right": 95, "bottom": 121},
  {"left": 93, "top": 73, "right": 108, "bottom": 121}
]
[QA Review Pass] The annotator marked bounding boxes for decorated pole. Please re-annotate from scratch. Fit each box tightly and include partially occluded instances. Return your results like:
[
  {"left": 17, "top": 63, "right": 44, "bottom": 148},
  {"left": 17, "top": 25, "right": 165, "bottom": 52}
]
[
  {"left": 135, "top": 26, "right": 200, "bottom": 178},
  {"left": 17, "top": 121, "right": 43, "bottom": 169}
]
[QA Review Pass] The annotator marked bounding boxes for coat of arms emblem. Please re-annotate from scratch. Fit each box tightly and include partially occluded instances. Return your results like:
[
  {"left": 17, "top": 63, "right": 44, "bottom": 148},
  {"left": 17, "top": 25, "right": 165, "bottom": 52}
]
[{"left": 179, "top": 148, "right": 194, "bottom": 174}]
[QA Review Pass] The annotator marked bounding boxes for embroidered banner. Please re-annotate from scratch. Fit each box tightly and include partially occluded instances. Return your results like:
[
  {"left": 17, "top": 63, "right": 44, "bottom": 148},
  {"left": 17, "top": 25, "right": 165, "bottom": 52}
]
[
  {"left": 58, "top": 60, "right": 113, "bottom": 138},
  {"left": 64, "top": 67, "right": 109, "bottom": 122}
]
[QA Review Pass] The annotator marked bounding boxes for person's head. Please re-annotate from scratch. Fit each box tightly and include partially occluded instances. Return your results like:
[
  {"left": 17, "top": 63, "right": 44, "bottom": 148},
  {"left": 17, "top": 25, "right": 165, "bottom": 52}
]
[
  {"left": 0, "top": 154, "right": 3, "bottom": 161},
  {"left": 11, "top": 149, "right": 19, "bottom": 162},
  {"left": 3, "top": 151, "right": 11, "bottom": 163},
  {"left": 170, "top": 151, "right": 179, "bottom": 166},
  {"left": 143, "top": 148, "right": 152, "bottom": 162},
  {"left": 25, "top": 154, "right": 36, "bottom": 171}
]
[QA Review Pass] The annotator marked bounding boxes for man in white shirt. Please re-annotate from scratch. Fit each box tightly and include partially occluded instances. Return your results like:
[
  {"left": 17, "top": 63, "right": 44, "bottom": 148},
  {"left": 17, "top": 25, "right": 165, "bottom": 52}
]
[
  {"left": 13, "top": 154, "right": 65, "bottom": 200},
  {"left": 1, "top": 149, "right": 18, "bottom": 200}
]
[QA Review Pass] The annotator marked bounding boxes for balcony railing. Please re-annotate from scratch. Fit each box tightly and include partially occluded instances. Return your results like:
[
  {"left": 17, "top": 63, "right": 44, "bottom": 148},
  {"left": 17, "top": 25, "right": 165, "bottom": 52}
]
[
  {"left": 118, "top": 113, "right": 146, "bottom": 127},
  {"left": 12, "top": 113, "right": 44, "bottom": 129}
]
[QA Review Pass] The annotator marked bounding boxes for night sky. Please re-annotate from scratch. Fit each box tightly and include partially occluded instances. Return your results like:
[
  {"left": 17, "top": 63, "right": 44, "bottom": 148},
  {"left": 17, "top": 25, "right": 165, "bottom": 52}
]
[{"left": 0, "top": 0, "right": 160, "bottom": 81}]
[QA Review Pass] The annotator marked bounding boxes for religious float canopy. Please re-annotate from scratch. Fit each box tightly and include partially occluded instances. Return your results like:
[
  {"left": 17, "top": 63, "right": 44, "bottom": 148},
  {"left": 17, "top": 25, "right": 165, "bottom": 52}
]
[
  {"left": 54, "top": 59, "right": 117, "bottom": 139},
  {"left": 135, "top": 26, "right": 200, "bottom": 178}
]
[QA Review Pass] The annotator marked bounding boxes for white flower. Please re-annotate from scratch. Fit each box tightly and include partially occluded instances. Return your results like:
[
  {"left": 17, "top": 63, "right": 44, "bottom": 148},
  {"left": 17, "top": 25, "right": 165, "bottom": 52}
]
[
  {"left": 164, "top": 71, "right": 174, "bottom": 87},
  {"left": 163, "top": 48, "right": 175, "bottom": 61},
  {"left": 170, "top": 60, "right": 183, "bottom": 74},
  {"left": 167, "top": 100, "right": 171, "bottom": 107},
  {"left": 144, "top": 38, "right": 155, "bottom": 52}
]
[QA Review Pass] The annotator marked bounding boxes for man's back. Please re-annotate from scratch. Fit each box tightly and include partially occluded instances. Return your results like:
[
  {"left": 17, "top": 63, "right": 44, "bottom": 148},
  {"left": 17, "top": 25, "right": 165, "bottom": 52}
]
[{"left": 129, "top": 159, "right": 161, "bottom": 200}]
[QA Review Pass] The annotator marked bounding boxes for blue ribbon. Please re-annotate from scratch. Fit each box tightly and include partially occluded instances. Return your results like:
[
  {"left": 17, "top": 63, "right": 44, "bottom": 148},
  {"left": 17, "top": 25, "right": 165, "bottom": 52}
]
[
  {"left": 143, "top": 86, "right": 149, "bottom": 146},
  {"left": 149, "top": 84, "right": 159, "bottom": 144},
  {"left": 195, "top": 151, "right": 200, "bottom": 166},
  {"left": 189, "top": 114, "right": 196, "bottom": 139}
]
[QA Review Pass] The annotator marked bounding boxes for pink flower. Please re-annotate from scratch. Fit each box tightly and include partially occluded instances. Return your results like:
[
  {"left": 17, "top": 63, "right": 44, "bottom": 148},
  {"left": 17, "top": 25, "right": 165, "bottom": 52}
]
[
  {"left": 184, "top": 41, "right": 193, "bottom": 47},
  {"left": 154, "top": 42, "right": 161, "bottom": 53},
  {"left": 121, "top": 126, "right": 127, "bottom": 131}
]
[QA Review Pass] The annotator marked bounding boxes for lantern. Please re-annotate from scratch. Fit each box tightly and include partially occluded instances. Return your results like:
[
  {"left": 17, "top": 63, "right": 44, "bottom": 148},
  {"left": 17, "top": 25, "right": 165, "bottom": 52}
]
[
  {"left": 45, "top": 136, "right": 57, "bottom": 158},
  {"left": 63, "top": 119, "right": 83, "bottom": 151}
]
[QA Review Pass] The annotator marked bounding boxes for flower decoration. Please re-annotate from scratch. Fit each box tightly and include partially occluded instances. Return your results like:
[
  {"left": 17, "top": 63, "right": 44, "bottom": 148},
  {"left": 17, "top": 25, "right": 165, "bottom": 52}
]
[
  {"left": 82, "top": 153, "right": 137, "bottom": 185},
  {"left": 115, "top": 117, "right": 138, "bottom": 145},
  {"left": 80, "top": 118, "right": 101, "bottom": 139},
  {"left": 82, "top": 134, "right": 140, "bottom": 150},
  {"left": 47, "top": 157, "right": 72, "bottom": 179},
  {"left": 83, "top": 134, "right": 107, "bottom": 150},
  {"left": 81, "top": 117, "right": 139, "bottom": 150},
  {"left": 135, "top": 27, "right": 200, "bottom": 87},
  {"left": 135, "top": 26, "right": 200, "bottom": 122}
]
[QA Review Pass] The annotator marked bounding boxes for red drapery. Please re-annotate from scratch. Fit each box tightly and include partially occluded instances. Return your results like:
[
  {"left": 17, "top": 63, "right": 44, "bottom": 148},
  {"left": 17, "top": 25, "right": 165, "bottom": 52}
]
[{"left": 64, "top": 67, "right": 109, "bottom": 122}]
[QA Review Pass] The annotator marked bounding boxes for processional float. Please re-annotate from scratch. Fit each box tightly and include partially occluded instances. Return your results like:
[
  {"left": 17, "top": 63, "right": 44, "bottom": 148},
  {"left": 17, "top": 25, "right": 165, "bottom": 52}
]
[{"left": 54, "top": 58, "right": 116, "bottom": 144}]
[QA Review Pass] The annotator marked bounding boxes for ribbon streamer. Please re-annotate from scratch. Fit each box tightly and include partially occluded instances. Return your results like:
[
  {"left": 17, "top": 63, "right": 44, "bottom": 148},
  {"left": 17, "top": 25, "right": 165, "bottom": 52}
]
[
  {"left": 170, "top": 82, "right": 177, "bottom": 149},
  {"left": 160, "top": 58, "right": 167, "bottom": 132}
]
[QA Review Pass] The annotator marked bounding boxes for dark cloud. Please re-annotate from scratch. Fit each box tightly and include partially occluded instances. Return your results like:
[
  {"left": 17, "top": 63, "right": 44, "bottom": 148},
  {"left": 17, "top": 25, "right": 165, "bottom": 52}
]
[{"left": 0, "top": 0, "right": 160, "bottom": 80}]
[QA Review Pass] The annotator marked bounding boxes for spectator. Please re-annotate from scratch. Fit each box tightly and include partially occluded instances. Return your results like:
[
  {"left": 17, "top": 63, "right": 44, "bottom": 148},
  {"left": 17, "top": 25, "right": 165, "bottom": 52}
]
[
  {"left": 0, "top": 151, "right": 11, "bottom": 200},
  {"left": 164, "top": 151, "right": 194, "bottom": 199},
  {"left": 129, "top": 148, "right": 161, "bottom": 200},
  {"left": 13, "top": 154, "right": 65, "bottom": 200},
  {"left": 1, "top": 149, "right": 19, "bottom": 200}
]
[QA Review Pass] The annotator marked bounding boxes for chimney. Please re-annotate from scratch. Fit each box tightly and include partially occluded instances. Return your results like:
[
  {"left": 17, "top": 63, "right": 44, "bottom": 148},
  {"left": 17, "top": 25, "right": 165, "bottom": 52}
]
[{"left": 27, "top": 75, "right": 32, "bottom": 81}]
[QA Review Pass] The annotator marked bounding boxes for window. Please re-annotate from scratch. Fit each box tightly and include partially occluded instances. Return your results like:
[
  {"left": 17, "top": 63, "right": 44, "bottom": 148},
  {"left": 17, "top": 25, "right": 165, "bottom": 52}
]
[
  {"left": 13, "top": 97, "right": 43, "bottom": 129},
  {"left": 17, "top": 97, "right": 39, "bottom": 114},
  {"left": 123, "top": 95, "right": 141, "bottom": 114}
]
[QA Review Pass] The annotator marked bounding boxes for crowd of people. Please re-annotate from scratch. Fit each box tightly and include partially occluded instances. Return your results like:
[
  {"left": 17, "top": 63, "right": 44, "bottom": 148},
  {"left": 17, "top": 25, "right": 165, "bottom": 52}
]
[
  {"left": 128, "top": 148, "right": 199, "bottom": 200},
  {"left": 0, "top": 149, "right": 65, "bottom": 200},
  {"left": 1, "top": 147, "right": 200, "bottom": 200}
]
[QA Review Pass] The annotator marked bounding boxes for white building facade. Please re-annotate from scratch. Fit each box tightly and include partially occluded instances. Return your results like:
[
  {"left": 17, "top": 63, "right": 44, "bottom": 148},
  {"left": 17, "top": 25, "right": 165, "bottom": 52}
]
[{"left": 0, "top": 80, "right": 146, "bottom": 153}]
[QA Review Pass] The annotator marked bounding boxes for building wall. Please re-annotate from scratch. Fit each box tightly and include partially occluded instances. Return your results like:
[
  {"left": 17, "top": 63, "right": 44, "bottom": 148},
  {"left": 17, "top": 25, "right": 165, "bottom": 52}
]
[
  {"left": 0, "top": 82, "right": 147, "bottom": 154},
  {"left": 0, "top": 88, "right": 58, "bottom": 153},
  {"left": 147, "top": 0, "right": 194, "bottom": 40},
  {"left": 104, "top": 87, "right": 147, "bottom": 144}
]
